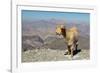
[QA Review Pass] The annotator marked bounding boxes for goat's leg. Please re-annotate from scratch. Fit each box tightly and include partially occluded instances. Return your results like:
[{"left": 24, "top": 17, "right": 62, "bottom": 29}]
[
  {"left": 68, "top": 46, "right": 71, "bottom": 55},
  {"left": 64, "top": 45, "right": 71, "bottom": 55},
  {"left": 71, "top": 45, "right": 74, "bottom": 58},
  {"left": 75, "top": 41, "right": 78, "bottom": 52}
]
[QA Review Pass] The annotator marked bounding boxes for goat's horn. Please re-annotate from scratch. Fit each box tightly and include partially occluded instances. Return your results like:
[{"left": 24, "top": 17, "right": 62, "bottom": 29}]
[{"left": 60, "top": 25, "right": 65, "bottom": 28}]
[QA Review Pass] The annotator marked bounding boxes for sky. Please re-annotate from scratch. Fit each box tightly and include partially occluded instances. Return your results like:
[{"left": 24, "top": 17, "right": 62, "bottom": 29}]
[{"left": 22, "top": 10, "right": 90, "bottom": 24}]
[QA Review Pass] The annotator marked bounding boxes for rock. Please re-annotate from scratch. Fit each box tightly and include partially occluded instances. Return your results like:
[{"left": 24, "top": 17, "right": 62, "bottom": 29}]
[{"left": 22, "top": 35, "right": 44, "bottom": 51}]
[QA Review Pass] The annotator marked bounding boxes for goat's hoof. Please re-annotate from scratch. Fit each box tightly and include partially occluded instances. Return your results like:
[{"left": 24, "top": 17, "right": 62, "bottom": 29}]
[
  {"left": 64, "top": 52, "right": 70, "bottom": 55},
  {"left": 71, "top": 55, "right": 73, "bottom": 58}
]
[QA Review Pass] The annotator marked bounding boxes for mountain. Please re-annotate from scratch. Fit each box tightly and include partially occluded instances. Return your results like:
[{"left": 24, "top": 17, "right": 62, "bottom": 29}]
[
  {"left": 22, "top": 19, "right": 89, "bottom": 37},
  {"left": 22, "top": 19, "right": 90, "bottom": 51}
]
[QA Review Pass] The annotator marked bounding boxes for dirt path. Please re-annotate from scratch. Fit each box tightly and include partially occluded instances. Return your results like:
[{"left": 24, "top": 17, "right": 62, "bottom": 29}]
[{"left": 22, "top": 48, "right": 90, "bottom": 62}]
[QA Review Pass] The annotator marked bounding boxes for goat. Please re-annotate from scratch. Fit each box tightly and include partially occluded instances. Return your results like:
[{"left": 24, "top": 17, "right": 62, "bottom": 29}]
[{"left": 56, "top": 24, "right": 79, "bottom": 58}]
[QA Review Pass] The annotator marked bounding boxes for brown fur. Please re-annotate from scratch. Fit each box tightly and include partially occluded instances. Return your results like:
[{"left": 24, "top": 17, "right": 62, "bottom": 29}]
[{"left": 56, "top": 25, "right": 79, "bottom": 57}]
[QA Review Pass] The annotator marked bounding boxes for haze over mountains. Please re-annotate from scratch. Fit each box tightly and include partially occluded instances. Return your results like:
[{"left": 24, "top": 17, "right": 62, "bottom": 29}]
[{"left": 22, "top": 19, "right": 90, "bottom": 51}]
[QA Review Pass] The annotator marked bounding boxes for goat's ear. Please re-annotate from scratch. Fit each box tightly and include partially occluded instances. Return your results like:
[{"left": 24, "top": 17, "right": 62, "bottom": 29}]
[{"left": 61, "top": 25, "right": 65, "bottom": 29}]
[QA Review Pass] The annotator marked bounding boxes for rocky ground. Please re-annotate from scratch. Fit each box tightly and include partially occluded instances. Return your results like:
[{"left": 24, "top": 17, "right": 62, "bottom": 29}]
[{"left": 22, "top": 48, "right": 90, "bottom": 62}]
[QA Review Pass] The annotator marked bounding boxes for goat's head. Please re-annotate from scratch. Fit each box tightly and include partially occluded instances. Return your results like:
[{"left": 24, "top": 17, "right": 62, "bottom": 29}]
[{"left": 56, "top": 25, "right": 66, "bottom": 36}]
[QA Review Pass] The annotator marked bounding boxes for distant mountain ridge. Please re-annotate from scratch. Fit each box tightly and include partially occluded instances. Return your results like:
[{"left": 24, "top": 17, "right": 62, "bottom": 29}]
[{"left": 22, "top": 19, "right": 89, "bottom": 37}]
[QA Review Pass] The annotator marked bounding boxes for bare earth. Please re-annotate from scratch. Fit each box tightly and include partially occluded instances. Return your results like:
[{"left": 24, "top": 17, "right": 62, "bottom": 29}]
[{"left": 22, "top": 48, "right": 90, "bottom": 62}]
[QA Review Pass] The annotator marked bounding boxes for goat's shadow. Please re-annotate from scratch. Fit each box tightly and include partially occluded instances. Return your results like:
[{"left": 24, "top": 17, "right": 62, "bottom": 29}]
[
  {"left": 73, "top": 49, "right": 81, "bottom": 56},
  {"left": 64, "top": 49, "right": 81, "bottom": 56}
]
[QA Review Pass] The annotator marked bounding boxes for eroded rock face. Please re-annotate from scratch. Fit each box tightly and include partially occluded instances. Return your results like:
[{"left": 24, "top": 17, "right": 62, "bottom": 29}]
[
  {"left": 22, "top": 35, "right": 44, "bottom": 51},
  {"left": 22, "top": 34, "right": 89, "bottom": 52},
  {"left": 44, "top": 36, "right": 67, "bottom": 50}
]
